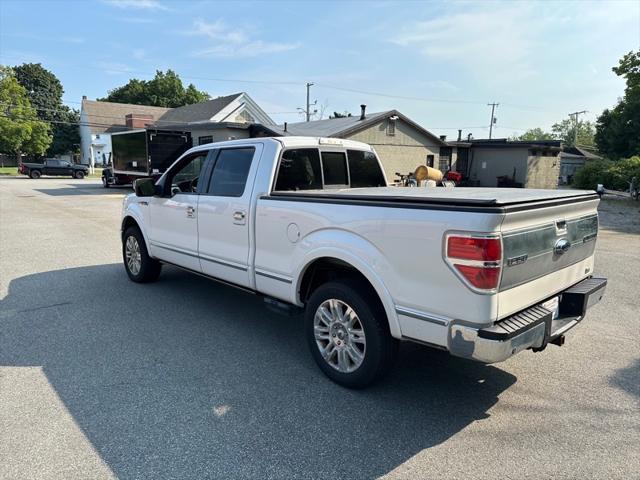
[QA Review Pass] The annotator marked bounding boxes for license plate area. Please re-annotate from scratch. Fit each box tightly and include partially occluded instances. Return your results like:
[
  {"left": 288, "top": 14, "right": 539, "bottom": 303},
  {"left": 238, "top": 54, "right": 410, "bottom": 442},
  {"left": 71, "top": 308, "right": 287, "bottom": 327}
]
[{"left": 541, "top": 296, "right": 560, "bottom": 320}]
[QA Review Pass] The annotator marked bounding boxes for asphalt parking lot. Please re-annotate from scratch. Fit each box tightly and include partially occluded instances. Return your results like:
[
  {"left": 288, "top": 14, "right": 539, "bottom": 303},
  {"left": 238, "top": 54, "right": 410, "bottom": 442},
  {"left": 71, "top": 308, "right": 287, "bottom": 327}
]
[{"left": 1, "top": 177, "right": 638, "bottom": 480}]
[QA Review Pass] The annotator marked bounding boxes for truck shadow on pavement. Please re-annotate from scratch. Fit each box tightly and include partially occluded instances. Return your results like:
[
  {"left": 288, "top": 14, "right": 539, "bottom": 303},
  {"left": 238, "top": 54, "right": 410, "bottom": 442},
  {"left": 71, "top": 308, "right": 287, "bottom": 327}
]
[{"left": 0, "top": 264, "right": 516, "bottom": 479}]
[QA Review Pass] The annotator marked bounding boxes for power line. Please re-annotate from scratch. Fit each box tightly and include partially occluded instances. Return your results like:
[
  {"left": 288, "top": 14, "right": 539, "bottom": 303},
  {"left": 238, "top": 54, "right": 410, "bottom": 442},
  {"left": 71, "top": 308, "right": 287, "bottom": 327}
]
[
  {"left": 314, "top": 83, "right": 488, "bottom": 105},
  {"left": 0, "top": 102, "right": 297, "bottom": 125}
]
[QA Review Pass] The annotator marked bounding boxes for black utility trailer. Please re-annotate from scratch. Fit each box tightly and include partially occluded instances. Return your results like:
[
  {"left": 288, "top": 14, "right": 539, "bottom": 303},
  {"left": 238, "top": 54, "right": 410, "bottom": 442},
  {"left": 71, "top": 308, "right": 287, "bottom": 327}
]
[{"left": 102, "top": 129, "right": 192, "bottom": 188}]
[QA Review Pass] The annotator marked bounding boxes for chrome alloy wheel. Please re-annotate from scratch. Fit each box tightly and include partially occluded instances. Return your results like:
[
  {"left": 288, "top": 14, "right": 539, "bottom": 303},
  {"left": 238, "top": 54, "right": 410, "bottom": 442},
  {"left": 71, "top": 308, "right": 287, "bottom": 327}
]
[
  {"left": 313, "top": 299, "right": 366, "bottom": 373},
  {"left": 125, "top": 236, "right": 142, "bottom": 276}
]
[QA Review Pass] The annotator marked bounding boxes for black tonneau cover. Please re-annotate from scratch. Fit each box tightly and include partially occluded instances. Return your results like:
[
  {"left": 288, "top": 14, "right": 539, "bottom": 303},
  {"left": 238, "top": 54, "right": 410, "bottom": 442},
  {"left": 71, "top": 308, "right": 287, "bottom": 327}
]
[{"left": 264, "top": 188, "right": 598, "bottom": 213}]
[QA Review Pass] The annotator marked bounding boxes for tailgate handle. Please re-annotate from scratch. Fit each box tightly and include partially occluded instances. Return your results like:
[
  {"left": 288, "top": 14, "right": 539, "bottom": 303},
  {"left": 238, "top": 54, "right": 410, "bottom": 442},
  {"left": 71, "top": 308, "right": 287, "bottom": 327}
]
[{"left": 556, "top": 219, "right": 567, "bottom": 231}]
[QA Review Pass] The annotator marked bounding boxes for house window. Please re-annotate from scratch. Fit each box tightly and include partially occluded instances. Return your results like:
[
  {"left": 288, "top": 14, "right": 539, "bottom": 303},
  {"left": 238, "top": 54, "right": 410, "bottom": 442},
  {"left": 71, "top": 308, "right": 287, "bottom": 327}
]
[
  {"left": 387, "top": 118, "right": 396, "bottom": 136},
  {"left": 236, "top": 111, "right": 255, "bottom": 123},
  {"left": 199, "top": 136, "right": 213, "bottom": 145},
  {"left": 426, "top": 155, "right": 435, "bottom": 167},
  {"left": 438, "top": 147, "right": 452, "bottom": 172}
]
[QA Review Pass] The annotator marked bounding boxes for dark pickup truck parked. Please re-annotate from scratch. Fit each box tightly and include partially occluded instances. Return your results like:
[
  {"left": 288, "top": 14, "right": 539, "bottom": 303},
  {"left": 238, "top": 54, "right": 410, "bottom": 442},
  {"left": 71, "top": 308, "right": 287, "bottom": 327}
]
[{"left": 18, "top": 159, "right": 89, "bottom": 179}]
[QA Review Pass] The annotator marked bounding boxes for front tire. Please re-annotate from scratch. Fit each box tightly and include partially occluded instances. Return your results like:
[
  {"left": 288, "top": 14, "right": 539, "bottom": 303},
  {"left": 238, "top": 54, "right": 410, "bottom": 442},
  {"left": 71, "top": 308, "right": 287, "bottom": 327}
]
[
  {"left": 123, "top": 226, "right": 161, "bottom": 283},
  {"left": 75, "top": 170, "right": 85, "bottom": 179},
  {"left": 30, "top": 170, "right": 41, "bottom": 179},
  {"left": 305, "top": 280, "right": 398, "bottom": 388}
]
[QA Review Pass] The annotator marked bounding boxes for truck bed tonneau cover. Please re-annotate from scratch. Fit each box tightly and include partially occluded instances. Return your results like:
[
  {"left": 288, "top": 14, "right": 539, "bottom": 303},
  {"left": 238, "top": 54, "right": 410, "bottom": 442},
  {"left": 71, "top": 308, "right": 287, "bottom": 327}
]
[{"left": 266, "top": 187, "right": 598, "bottom": 210}]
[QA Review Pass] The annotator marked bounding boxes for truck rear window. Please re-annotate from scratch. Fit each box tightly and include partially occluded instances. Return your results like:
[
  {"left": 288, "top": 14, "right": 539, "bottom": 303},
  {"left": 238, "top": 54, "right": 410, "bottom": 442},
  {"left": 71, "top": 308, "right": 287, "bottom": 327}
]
[{"left": 347, "top": 150, "right": 386, "bottom": 187}]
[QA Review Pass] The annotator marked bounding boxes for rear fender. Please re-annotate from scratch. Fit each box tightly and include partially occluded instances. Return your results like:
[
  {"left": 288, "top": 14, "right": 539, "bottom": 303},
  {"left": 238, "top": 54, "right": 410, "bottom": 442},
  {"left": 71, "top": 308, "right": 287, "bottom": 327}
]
[{"left": 292, "top": 228, "right": 401, "bottom": 338}]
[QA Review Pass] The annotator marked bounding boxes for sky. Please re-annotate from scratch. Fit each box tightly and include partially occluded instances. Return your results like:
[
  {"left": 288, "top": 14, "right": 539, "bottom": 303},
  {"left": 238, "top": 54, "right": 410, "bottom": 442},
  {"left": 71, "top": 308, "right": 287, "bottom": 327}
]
[{"left": 0, "top": 0, "right": 639, "bottom": 139}]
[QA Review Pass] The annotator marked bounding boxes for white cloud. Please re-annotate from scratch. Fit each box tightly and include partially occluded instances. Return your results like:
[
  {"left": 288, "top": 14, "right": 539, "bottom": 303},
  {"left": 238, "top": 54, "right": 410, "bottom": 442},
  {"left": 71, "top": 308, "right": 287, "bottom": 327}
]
[
  {"left": 104, "top": 0, "right": 167, "bottom": 10},
  {"left": 188, "top": 18, "right": 300, "bottom": 58},
  {"left": 390, "top": 4, "right": 537, "bottom": 81},
  {"left": 117, "top": 17, "right": 157, "bottom": 23},
  {"left": 62, "top": 36, "right": 85, "bottom": 44},
  {"left": 95, "top": 61, "right": 134, "bottom": 75},
  {"left": 423, "top": 80, "right": 459, "bottom": 92},
  {"left": 132, "top": 48, "right": 147, "bottom": 60}
]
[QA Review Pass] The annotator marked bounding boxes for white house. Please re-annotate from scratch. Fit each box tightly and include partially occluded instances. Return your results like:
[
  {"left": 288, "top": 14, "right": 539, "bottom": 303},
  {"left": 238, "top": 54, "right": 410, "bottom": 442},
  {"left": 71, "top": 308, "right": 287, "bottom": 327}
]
[{"left": 79, "top": 92, "right": 275, "bottom": 168}]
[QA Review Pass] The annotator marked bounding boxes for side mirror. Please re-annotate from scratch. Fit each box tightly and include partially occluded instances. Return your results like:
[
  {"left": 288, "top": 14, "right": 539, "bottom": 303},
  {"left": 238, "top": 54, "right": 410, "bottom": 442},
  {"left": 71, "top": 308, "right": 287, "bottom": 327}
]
[{"left": 134, "top": 178, "right": 156, "bottom": 197}]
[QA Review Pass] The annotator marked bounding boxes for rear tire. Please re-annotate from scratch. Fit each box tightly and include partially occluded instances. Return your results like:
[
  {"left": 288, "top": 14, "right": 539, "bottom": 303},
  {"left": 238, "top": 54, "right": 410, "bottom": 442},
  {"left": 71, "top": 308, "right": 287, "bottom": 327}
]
[
  {"left": 305, "top": 279, "right": 398, "bottom": 389},
  {"left": 75, "top": 170, "right": 85, "bottom": 179},
  {"left": 30, "top": 170, "right": 41, "bottom": 179},
  {"left": 122, "top": 226, "right": 162, "bottom": 283}
]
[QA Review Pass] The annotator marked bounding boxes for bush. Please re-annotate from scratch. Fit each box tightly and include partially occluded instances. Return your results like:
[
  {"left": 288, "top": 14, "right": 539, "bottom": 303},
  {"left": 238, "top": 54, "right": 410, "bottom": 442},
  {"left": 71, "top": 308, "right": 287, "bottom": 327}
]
[{"left": 573, "top": 156, "right": 640, "bottom": 191}]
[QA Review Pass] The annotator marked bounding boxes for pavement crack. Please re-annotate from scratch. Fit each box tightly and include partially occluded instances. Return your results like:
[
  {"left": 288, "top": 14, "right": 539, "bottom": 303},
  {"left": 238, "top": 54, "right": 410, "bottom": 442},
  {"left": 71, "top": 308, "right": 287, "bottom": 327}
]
[{"left": 17, "top": 301, "right": 72, "bottom": 313}]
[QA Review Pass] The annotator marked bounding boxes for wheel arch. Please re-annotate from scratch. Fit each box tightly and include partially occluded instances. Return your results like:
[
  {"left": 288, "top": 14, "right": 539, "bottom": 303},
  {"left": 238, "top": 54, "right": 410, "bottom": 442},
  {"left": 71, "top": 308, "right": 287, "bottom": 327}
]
[
  {"left": 295, "top": 251, "right": 401, "bottom": 338},
  {"left": 121, "top": 214, "right": 152, "bottom": 254}
]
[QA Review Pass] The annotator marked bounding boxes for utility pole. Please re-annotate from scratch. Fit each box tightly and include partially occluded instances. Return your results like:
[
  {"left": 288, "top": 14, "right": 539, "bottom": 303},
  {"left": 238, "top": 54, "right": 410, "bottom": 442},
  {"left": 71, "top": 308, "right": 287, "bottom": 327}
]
[
  {"left": 568, "top": 110, "right": 587, "bottom": 146},
  {"left": 306, "top": 82, "right": 314, "bottom": 122},
  {"left": 487, "top": 102, "right": 499, "bottom": 139}
]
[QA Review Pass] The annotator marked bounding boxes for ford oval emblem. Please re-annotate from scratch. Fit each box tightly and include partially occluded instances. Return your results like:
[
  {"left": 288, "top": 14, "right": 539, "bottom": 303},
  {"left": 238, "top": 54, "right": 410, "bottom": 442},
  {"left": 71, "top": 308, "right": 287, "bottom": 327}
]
[{"left": 554, "top": 238, "right": 571, "bottom": 255}]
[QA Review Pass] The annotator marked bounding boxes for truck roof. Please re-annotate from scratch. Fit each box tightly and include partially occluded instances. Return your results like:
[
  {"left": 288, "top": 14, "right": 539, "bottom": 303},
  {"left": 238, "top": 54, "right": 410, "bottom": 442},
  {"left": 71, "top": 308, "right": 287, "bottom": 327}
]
[{"left": 185, "top": 136, "right": 375, "bottom": 156}]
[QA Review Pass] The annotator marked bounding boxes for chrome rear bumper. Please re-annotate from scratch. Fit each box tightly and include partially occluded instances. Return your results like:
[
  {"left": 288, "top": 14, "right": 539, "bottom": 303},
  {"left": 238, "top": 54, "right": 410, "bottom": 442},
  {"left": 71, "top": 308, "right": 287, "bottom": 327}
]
[{"left": 448, "top": 277, "right": 607, "bottom": 363}]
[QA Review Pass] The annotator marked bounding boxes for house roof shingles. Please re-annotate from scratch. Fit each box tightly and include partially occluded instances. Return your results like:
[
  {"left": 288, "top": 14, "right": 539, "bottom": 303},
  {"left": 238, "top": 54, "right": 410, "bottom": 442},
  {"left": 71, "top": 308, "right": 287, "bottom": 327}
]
[
  {"left": 279, "top": 110, "right": 446, "bottom": 145},
  {"left": 81, "top": 99, "right": 171, "bottom": 134},
  {"left": 157, "top": 93, "right": 241, "bottom": 124}
]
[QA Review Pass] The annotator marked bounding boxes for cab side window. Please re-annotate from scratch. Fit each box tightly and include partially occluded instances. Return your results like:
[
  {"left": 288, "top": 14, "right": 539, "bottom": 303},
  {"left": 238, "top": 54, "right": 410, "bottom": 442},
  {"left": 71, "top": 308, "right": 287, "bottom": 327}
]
[
  {"left": 347, "top": 150, "right": 386, "bottom": 187},
  {"left": 274, "top": 148, "right": 322, "bottom": 191},
  {"left": 169, "top": 153, "right": 208, "bottom": 195},
  {"left": 207, "top": 147, "right": 255, "bottom": 197}
]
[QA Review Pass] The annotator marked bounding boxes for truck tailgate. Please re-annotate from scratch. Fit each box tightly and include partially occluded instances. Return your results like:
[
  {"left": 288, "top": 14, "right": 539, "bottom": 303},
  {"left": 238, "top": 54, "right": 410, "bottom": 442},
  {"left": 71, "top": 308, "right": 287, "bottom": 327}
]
[{"left": 497, "top": 194, "right": 600, "bottom": 319}]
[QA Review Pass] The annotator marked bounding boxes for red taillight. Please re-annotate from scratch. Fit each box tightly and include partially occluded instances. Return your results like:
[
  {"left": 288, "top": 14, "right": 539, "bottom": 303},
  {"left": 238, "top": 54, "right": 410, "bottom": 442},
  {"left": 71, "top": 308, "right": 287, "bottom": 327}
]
[
  {"left": 447, "top": 236, "right": 501, "bottom": 261},
  {"left": 445, "top": 234, "right": 502, "bottom": 291},
  {"left": 454, "top": 265, "right": 501, "bottom": 290}
]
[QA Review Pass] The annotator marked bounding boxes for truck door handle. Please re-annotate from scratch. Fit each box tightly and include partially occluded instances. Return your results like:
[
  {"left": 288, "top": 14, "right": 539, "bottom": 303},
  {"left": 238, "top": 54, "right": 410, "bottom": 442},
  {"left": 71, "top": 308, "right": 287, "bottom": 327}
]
[
  {"left": 186, "top": 206, "right": 195, "bottom": 218},
  {"left": 233, "top": 210, "right": 246, "bottom": 224}
]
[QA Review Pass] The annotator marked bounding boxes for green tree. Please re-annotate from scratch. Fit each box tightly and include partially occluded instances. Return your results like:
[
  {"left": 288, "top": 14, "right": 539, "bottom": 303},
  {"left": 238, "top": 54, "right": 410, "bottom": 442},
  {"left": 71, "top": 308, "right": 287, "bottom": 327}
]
[
  {"left": 0, "top": 66, "right": 52, "bottom": 160},
  {"left": 13, "top": 63, "right": 80, "bottom": 156},
  {"left": 551, "top": 118, "right": 595, "bottom": 148},
  {"left": 100, "top": 70, "right": 210, "bottom": 108},
  {"left": 595, "top": 50, "right": 640, "bottom": 158},
  {"left": 515, "top": 128, "right": 555, "bottom": 141}
]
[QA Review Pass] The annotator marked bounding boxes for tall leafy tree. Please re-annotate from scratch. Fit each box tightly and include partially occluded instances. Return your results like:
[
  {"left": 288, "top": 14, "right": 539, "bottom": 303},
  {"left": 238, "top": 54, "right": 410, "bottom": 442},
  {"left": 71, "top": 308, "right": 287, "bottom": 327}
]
[
  {"left": 595, "top": 50, "right": 640, "bottom": 159},
  {"left": 551, "top": 118, "right": 595, "bottom": 148},
  {"left": 0, "top": 66, "right": 52, "bottom": 160},
  {"left": 515, "top": 128, "right": 555, "bottom": 141},
  {"left": 100, "top": 70, "right": 210, "bottom": 108},
  {"left": 13, "top": 63, "right": 80, "bottom": 156}
]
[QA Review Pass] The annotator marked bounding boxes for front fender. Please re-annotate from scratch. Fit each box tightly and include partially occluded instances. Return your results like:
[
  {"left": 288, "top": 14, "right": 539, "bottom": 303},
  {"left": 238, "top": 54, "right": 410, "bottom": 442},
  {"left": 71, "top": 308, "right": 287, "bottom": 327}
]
[
  {"left": 292, "top": 228, "right": 401, "bottom": 339},
  {"left": 121, "top": 196, "right": 152, "bottom": 254}
]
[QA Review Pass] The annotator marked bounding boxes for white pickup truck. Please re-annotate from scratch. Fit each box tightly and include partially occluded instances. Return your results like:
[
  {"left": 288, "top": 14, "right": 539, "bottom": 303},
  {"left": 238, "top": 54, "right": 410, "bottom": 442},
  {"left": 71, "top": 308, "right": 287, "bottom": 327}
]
[{"left": 121, "top": 136, "right": 607, "bottom": 388}]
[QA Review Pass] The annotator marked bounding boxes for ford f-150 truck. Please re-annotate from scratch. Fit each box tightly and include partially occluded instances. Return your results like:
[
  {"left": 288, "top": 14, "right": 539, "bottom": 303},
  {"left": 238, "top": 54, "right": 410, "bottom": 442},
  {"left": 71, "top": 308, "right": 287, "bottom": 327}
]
[
  {"left": 121, "top": 136, "right": 607, "bottom": 388},
  {"left": 19, "top": 159, "right": 89, "bottom": 179}
]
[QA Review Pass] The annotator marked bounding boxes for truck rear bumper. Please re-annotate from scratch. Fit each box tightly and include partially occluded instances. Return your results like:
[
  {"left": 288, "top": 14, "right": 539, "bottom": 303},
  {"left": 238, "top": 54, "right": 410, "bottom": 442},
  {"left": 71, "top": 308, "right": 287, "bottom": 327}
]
[{"left": 448, "top": 277, "right": 607, "bottom": 363}]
